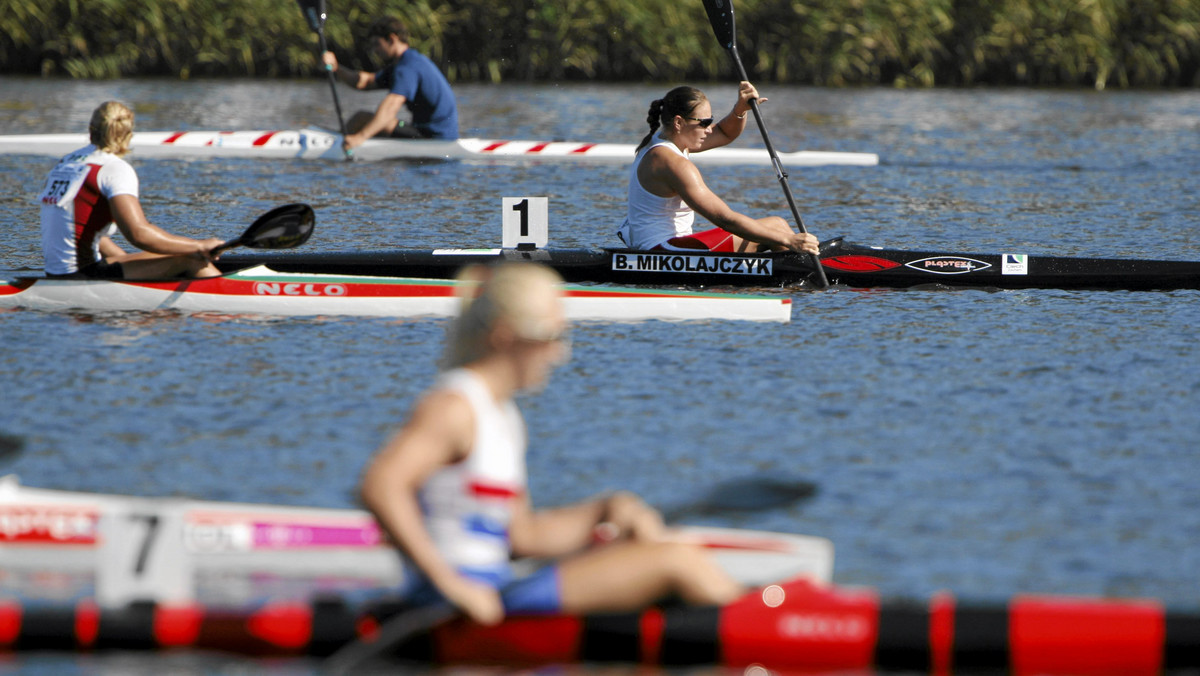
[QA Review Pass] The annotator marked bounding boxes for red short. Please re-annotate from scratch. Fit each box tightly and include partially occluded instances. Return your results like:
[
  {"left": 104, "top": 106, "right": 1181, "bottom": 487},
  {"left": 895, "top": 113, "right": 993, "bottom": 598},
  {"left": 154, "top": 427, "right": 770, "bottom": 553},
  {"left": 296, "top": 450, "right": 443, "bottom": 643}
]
[{"left": 653, "top": 227, "right": 738, "bottom": 252}]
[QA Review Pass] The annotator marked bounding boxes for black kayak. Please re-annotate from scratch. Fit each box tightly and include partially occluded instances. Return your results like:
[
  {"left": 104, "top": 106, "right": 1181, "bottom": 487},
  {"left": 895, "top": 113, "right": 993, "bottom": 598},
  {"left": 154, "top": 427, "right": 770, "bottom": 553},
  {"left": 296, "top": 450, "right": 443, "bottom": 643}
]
[{"left": 217, "top": 238, "right": 1200, "bottom": 291}]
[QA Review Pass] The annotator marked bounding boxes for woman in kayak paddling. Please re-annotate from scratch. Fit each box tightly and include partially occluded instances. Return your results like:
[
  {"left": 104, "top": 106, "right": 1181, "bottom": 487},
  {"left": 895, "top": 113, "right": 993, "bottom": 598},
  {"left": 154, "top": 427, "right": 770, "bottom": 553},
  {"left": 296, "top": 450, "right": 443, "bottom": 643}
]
[
  {"left": 37, "top": 101, "right": 223, "bottom": 279},
  {"left": 618, "top": 83, "right": 819, "bottom": 255},
  {"left": 361, "top": 263, "right": 743, "bottom": 625}
]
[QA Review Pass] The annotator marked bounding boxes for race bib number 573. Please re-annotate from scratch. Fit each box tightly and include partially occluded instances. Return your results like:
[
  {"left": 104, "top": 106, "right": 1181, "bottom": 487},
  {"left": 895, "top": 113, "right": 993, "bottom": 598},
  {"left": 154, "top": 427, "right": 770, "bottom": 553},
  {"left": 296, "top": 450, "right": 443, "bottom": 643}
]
[{"left": 38, "top": 162, "right": 90, "bottom": 207}]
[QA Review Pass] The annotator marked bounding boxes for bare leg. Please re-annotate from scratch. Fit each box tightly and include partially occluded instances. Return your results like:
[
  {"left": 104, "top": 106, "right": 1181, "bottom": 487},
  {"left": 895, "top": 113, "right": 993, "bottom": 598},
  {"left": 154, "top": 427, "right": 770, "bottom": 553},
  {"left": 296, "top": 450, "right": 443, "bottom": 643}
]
[
  {"left": 557, "top": 541, "right": 744, "bottom": 614},
  {"left": 346, "top": 111, "right": 398, "bottom": 137},
  {"left": 113, "top": 252, "right": 220, "bottom": 279}
]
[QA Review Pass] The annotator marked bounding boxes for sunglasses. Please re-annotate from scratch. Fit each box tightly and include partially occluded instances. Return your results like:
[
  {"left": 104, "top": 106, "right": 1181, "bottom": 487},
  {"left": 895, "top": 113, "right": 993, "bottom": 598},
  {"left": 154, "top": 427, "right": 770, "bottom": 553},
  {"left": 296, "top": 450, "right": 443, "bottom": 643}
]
[{"left": 683, "top": 116, "right": 715, "bottom": 127}]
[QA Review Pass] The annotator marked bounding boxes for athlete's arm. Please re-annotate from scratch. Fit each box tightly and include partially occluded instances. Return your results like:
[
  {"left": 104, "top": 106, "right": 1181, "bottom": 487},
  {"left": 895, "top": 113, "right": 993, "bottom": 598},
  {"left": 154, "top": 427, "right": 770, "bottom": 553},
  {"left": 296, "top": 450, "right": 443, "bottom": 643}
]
[
  {"left": 322, "top": 51, "right": 377, "bottom": 89},
  {"left": 652, "top": 153, "right": 817, "bottom": 254},
  {"left": 98, "top": 236, "right": 126, "bottom": 260},
  {"left": 509, "top": 491, "right": 667, "bottom": 559},
  {"left": 344, "top": 92, "right": 406, "bottom": 149},
  {"left": 361, "top": 389, "right": 505, "bottom": 625},
  {"left": 698, "top": 81, "right": 761, "bottom": 152},
  {"left": 109, "top": 194, "right": 222, "bottom": 258}
]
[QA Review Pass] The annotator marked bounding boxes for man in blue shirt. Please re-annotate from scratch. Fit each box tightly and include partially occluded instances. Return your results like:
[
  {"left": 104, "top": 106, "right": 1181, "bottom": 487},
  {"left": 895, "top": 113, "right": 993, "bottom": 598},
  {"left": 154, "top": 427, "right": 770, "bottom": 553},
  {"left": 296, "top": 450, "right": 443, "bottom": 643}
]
[{"left": 323, "top": 17, "right": 459, "bottom": 147}]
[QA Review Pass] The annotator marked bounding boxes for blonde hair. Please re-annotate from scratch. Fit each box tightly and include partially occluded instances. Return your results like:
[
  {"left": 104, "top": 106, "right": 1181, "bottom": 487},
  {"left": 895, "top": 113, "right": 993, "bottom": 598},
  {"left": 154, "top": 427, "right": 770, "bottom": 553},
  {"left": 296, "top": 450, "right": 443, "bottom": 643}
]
[
  {"left": 88, "top": 101, "right": 134, "bottom": 156},
  {"left": 441, "top": 262, "right": 565, "bottom": 369}
]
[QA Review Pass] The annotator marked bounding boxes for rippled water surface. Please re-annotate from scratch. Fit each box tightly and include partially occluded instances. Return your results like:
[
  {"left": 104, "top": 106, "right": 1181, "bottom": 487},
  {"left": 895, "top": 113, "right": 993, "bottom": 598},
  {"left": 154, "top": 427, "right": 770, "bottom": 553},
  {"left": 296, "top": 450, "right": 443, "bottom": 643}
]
[{"left": 1, "top": 77, "right": 1199, "bottom": 674}]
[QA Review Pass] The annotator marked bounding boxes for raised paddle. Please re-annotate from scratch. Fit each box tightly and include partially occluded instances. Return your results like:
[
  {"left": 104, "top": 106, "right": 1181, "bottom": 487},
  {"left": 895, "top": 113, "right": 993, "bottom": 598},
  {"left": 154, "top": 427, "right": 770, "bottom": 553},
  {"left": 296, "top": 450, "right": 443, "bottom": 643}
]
[
  {"left": 701, "top": 0, "right": 830, "bottom": 289},
  {"left": 210, "top": 203, "right": 316, "bottom": 257},
  {"left": 297, "top": 0, "right": 352, "bottom": 160},
  {"left": 321, "top": 473, "right": 818, "bottom": 675}
]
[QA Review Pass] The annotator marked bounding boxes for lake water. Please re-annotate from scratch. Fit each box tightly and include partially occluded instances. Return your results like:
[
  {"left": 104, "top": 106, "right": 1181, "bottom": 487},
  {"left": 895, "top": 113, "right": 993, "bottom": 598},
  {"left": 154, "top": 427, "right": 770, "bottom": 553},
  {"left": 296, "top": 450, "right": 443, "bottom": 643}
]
[{"left": 1, "top": 76, "right": 1199, "bottom": 674}]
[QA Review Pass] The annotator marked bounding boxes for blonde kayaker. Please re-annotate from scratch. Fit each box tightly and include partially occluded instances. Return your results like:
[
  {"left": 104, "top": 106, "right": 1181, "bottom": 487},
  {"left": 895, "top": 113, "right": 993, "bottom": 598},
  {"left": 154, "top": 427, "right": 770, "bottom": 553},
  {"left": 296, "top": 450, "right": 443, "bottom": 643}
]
[
  {"left": 617, "top": 83, "right": 819, "bottom": 255},
  {"left": 37, "top": 101, "right": 223, "bottom": 279},
  {"left": 360, "top": 262, "right": 743, "bottom": 625}
]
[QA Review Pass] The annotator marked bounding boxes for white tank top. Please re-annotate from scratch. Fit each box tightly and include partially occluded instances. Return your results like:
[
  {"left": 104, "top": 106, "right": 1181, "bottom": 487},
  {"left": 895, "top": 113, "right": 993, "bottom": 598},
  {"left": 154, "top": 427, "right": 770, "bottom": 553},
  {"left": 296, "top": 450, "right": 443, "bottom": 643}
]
[
  {"left": 617, "top": 134, "right": 695, "bottom": 249},
  {"left": 37, "top": 145, "right": 139, "bottom": 275},
  {"left": 419, "top": 368, "right": 527, "bottom": 576}
]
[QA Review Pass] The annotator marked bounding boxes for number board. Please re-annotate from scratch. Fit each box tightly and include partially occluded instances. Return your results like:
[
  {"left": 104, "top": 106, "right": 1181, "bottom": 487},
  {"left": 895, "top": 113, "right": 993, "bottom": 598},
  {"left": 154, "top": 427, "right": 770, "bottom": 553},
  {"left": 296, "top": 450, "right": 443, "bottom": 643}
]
[
  {"left": 502, "top": 197, "right": 548, "bottom": 249},
  {"left": 96, "top": 501, "right": 194, "bottom": 606}
]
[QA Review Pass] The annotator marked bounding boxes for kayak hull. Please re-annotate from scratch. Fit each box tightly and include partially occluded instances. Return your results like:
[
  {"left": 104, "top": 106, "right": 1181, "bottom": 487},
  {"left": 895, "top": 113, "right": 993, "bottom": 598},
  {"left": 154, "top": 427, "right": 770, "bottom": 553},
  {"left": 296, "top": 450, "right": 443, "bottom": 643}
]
[
  {"left": 0, "top": 266, "right": 793, "bottom": 323},
  {"left": 0, "top": 129, "right": 879, "bottom": 166},
  {"left": 219, "top": 239, "right": 1200, "bottom": 291}
]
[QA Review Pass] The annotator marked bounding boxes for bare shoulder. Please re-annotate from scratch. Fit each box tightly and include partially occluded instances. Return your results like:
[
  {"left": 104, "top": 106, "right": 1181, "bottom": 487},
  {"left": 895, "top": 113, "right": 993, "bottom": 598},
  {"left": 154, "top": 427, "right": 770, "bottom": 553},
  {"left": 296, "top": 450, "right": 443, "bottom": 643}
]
[
  {"left": 641, "top": 146, "right": 703, "bottom": 192},
  {"left": 397, "top": 386, "right": 476, "bottom": 462}
]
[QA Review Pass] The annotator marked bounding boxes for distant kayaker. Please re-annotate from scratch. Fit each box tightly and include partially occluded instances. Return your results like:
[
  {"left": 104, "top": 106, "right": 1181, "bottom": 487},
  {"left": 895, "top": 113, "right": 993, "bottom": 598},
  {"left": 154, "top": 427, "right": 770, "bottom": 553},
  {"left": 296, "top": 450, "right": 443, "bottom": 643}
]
[
  {"left": 361, "top": 262, "right": 744, "bottom": 625},
  {"left": 36, "top": 101, "right": 223, "bottom": 279},
  {"left": 617, "top": 83, "right": 819, "bottom": 255},
  {"left": 322, "top": 16, "right": 459, "bottom": 147}
]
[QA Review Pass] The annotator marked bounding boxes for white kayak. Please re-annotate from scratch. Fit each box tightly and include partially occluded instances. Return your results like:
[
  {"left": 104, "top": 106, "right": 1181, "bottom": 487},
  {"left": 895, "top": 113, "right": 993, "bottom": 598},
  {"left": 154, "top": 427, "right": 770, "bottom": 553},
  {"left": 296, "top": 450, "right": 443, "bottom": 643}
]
[
  {"left": 0, "top": 475, "right": 835, "bottom": 608},
  {"left": 0, "top": 128, "right": 880, "bottom": 166},
  {"left": 0, "top": 265, "right": 794, "bottom": 323}
]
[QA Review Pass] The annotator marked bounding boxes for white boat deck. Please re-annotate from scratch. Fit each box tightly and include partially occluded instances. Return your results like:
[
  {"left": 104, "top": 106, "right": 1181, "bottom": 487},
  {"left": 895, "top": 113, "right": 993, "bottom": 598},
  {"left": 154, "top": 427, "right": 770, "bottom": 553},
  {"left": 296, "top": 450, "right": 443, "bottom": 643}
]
[{"left": 0, "top": 128, "right": 879, "bottom": 166}]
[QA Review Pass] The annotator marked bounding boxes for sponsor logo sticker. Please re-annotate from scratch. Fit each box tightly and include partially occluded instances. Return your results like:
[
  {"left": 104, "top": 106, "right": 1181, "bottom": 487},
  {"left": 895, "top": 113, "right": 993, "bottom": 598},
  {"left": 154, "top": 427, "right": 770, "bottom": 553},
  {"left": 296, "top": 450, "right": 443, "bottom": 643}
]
[
  {"left": 0, "top": 506, "right": 99, "bottom": 545},
  {"left": 612, "top": 253, "right": 773, "bottom": 276},
  {"left": 1002, "top": 254, "right": 1029, "bottom": 275},
  {"left": 905, "top": 256, "right": 992, "bottom": 275},
  {"left": 253, "top": 282, "right": 347, "bottom": 296},
  {"left": 777, "top": 612, "right": 873, "bottom": 641}
]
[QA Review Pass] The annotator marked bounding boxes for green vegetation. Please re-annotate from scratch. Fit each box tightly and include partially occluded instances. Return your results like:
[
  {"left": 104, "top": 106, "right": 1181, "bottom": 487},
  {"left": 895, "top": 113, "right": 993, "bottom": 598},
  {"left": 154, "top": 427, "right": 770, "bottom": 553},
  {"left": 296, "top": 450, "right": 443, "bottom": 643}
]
[{"left": 1, "top": 0, "right": 1197, "bottom": 86}]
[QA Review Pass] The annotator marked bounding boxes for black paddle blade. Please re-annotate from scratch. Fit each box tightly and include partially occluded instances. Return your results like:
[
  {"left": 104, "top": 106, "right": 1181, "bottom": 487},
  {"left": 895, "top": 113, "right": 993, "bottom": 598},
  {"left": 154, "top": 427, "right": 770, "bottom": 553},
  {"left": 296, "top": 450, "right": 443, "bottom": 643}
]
[
  {"left": 664, "top": 475, "right": 818, "bottom": 522},
  {"left": 0, "top": 432, "right": 25, "bottom": 461},
  {"left": 702, "top": 0, "right": 738, "bottom": 50},
  {"left": 241, "top": 203, "right": 315, "bottom": 250},
  {"left": 297, "top": 0, "right": 326, "bottom": 32}
]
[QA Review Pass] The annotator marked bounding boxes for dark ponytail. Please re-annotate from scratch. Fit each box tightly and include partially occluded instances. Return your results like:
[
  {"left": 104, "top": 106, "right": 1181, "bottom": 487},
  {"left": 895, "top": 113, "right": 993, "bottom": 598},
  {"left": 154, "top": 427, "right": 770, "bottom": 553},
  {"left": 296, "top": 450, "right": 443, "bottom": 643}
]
[{"left": 635, "top": 86, "right": 708, "bottom": 153}]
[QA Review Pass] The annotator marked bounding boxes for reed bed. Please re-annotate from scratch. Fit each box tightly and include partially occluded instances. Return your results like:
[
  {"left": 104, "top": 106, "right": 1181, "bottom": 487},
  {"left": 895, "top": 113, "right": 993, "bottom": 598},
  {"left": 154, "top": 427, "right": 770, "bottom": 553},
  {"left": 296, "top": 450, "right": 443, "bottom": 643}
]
[{"left": 1, "top": 0, "right": 1196, "bottom": 87}]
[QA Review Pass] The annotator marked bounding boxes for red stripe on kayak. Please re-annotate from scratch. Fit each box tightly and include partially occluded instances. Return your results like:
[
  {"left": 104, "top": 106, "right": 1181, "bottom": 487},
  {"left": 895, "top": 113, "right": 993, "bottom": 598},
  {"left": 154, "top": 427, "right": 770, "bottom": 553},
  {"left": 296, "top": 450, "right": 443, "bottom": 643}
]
[
  {"left": 640, "top": 608, "right": 664, "bottom": 664},
  {"left": 0, "top": 600, "right": 21, "bottom": 647},
  {"left": 929, "top": 591, "right": 955, "bottom": 674},
  {"left": 162, "top": 132, "right": 186, "bottom": 144},
  {"left": 246, "top": 603, "right": 313, "bottom": 650},
  {"left": 355, "top": 614, "right": 380, "bottom": 641},
  {"left": 120, "top": 277, "right": 462, "bottom": 300},
  {"left": 570, "top": 143, "right": 597, "bottom": 154},
  {"left": 721, "top": 578, "right": 878, "bottom": 669},
  {"left": 822, "top": 255, "right": 903, "bottom": 273},
  {"left": 481, "top": 142, "right": 507, "bottom": 152},
  {"left": 699, "top": 536, "right": 794, "bottom": 553},
  {"left": 434, "top": 615, "right": 583, "bottom": 663},
  {"left": 75, "top": 600, "right": 100, "bottom": 647},
  {"left": 154, "top": 604, "right": 204, "bottom": 647},
  {"left": 0, "top": 280, "right": 36, "bottom": 295},
  {"left": 1009, "top": 596, "right": 1164, "bottom": 676},
  {"left": 527, "top": 142, "right": 550, "bottom": 153},
  {"left": 252, "top": 132, "right": 277, "bottom": 146}
]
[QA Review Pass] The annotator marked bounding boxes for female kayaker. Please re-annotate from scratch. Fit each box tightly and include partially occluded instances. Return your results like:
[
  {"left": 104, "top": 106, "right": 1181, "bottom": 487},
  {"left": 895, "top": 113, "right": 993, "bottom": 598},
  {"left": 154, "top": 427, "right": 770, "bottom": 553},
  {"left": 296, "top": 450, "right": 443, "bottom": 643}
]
[
  {"left": 360, "top": 262, "right": 743, "bottom": 625},
  {"left": 37, "top": 101, "right": 223, "bottom": 279},
  {"left": 617, "top": 83, "right": 820, "bottom": 255}
]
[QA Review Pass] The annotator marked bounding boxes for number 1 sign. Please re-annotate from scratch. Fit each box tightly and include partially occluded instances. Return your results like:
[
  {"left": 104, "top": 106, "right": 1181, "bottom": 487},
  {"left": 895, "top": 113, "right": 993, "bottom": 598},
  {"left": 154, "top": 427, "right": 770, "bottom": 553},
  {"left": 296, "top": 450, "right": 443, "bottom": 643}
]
[{"left": 502, "top": 197, "right": 548, "bottom": 249}]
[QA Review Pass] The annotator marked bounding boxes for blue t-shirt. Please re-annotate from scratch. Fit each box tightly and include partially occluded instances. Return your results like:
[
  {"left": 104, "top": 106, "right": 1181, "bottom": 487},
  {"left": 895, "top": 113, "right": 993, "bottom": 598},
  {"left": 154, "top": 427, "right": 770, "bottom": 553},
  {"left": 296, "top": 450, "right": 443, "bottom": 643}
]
[{"left": 375, "top": 49, "right": 459, "bottom": 140}]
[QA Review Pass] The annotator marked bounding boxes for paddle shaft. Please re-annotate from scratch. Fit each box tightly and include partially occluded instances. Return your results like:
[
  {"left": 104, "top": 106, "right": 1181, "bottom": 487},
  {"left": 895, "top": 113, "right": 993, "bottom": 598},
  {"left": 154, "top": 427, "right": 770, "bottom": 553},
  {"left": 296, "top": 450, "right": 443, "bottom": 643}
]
[
  {"left": 324, "top": 601, "right": 459, "bottom": 675},
  {"left": 302, "top": 1, "right": 351, "bottom": 160},
  {"left": 724, "top": 50, "right": 828, "bottom": 288}
]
